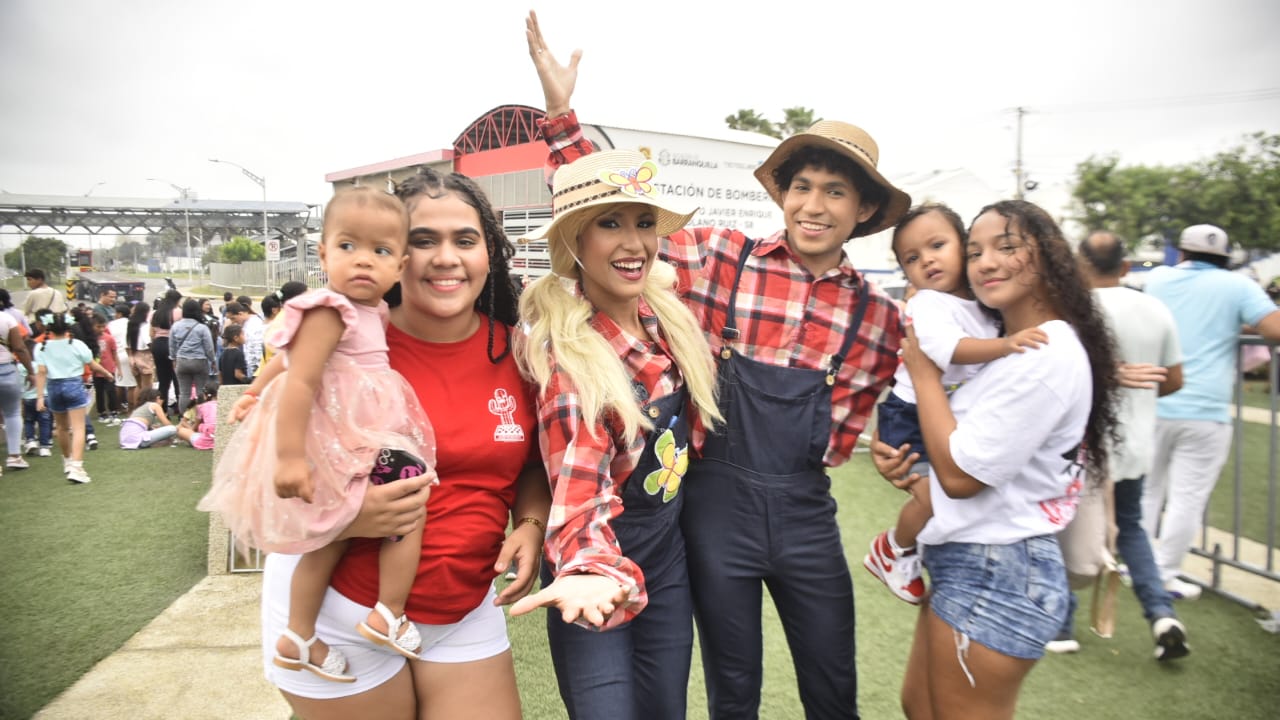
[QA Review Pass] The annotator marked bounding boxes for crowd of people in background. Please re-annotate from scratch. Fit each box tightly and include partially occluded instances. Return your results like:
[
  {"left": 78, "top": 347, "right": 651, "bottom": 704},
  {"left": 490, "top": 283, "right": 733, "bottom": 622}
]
[{"left": 0, "top": 269, "right": 290, "bottom": 484}]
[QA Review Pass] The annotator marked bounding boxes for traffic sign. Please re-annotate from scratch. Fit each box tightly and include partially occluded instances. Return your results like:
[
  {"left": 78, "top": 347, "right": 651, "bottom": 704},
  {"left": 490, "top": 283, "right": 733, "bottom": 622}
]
[{"left": 266, "top": 238, "right": 280, "bottom": 261}]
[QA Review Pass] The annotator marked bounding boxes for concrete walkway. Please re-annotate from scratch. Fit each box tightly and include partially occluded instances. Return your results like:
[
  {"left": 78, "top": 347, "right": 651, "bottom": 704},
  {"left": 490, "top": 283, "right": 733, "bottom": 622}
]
[{"left": 34, "top": 574, "right": 291, "bottom": 720}]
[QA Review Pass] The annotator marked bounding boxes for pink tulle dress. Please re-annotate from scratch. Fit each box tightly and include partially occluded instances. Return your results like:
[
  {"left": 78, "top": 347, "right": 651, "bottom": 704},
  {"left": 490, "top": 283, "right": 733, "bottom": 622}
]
[{"left": 199, "top": 289, "right": 435, "bottom": 556}]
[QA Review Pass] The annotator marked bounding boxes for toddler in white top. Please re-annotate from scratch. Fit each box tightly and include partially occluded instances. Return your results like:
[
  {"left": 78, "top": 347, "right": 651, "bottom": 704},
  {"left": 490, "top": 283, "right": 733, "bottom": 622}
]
[{"left": 865, "top": 204, "right": 1047, "bottom": 604}]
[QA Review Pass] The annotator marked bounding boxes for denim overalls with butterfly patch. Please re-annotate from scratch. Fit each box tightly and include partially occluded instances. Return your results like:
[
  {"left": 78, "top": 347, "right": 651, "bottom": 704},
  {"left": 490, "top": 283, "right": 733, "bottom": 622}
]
[{"left": 543, "top": 388, "right": 694, "bottom": 720}]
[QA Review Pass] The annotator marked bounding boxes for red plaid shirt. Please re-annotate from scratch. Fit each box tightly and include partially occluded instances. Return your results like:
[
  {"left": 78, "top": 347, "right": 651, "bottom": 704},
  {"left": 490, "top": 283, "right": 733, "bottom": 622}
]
[
  {"left": 540, "top": 111, "right": 902, "bottom": 466},
  {"left": 537, "top": 297, "right": 681, "bottom": 626}
]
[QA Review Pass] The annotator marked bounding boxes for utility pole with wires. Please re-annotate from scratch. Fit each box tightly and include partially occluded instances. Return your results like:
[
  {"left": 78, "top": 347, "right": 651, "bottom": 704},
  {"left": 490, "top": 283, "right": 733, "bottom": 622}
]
[{"left": 1013, "top": 106, "right": 1027, "bottom": 200}]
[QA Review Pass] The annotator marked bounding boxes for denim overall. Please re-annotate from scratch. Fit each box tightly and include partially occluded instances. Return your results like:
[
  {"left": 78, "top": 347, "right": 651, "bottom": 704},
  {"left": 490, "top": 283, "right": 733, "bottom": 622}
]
[
  {"left": 545, "top": 389, "right": 693, "bottom": 720},
  {"left": 681, "top": 244, "right": 870, "bottom": 719}
]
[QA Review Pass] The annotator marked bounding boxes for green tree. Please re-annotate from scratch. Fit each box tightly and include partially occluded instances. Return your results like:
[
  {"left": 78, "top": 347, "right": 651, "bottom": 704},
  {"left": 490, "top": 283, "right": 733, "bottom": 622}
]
[
  {"left": 5, "top": 236, "right": 70, "bottom": 276},
  {"left": 778, "top": 106, "right": 816, "bottom": 138},
  {"left": 725, "top": 106, "right": 818, "bottom": 139},
  {"left": 1071, "top": 132, "right": 1280, "bottom": 252},
  {"left": 725, "top": 109, "right": 779, "bottom": 138},
  {"left": 115, "top": 236, "right": 147, "bottom": 269},
  {"left": 216, "top": 236, "right": 265, "bottom": 263}
]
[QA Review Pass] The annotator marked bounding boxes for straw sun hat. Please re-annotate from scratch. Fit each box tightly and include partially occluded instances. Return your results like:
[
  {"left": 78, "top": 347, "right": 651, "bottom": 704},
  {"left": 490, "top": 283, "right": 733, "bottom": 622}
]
[
  {"left": 521, "top": 150, "right": 698, "bottom": 258},
  {"left": 753, "top": 120, "right": 911, "bottom": 237}
]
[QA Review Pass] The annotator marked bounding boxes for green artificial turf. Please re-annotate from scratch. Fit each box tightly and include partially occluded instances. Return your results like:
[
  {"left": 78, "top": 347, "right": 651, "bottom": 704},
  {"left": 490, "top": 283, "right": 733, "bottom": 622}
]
[
  {"left": 3, "top": 427, "right": 1276, "bottom": 719},
  {"left": 0, "top": 423, "right": 211, "bottom": 720}
]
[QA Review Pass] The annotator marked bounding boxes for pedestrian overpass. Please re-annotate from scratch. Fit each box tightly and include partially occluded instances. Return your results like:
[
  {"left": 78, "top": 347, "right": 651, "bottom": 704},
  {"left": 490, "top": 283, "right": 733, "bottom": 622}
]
[{"left": 0, "top": 192, "right": 320, "bottom": 242}]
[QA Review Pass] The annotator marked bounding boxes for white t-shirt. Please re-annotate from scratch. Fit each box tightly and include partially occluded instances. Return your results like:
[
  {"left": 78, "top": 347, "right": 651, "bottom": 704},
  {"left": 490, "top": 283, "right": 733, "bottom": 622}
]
[
  {"left": 119, "top": 320, "right": 151, "bottom": 353},
  {"left": 1092, "top": 286, "right": 1181, "bottom": 480},
  {"left": 107, "top": 317, "right": 130, "bottom": 357},
  {"left": 891, "top": 290, "right": 1000, "bottom": 404},
  {"left": 0, "top": 311, "right": 16, "bottom": 364},
  {"left": 917, "top": 319, "right": 1092, "bottom": 546}
]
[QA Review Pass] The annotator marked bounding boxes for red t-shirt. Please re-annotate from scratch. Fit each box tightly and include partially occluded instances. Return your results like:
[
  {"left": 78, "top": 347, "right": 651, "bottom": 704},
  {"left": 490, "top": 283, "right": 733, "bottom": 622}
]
[{"left": 329, "top": 315, "right": 540, "bottom": 624}]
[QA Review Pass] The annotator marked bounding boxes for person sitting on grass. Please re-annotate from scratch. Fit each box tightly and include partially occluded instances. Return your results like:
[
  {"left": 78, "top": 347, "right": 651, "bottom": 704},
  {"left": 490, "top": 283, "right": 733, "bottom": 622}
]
[
  {"left": 179, "top": 380, "right": 219, "bottom": 451},
  {"left": 119, "top": 387, "right": 195, "bottom": 449}
]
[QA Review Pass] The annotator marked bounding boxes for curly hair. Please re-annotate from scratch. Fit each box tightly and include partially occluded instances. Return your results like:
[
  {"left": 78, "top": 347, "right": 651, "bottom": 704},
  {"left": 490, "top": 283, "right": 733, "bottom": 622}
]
[
  {"left": 771, "top": 146, "right": 889, "bottom": 238},
  {"left": 975, "top": 200, "right": 1119, "bottom": 478},
  {"left": 391, "top": 168, "right": 520, "bottom": 364}
]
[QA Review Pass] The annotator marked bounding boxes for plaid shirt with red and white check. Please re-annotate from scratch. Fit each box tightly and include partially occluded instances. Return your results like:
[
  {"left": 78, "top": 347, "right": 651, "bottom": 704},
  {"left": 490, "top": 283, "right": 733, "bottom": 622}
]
[
  {"left": 540, "top": 111, "right": 902, "bottom": 466},
  {"left": 537, "top": 297, "right": 681, "bottom": 627}
]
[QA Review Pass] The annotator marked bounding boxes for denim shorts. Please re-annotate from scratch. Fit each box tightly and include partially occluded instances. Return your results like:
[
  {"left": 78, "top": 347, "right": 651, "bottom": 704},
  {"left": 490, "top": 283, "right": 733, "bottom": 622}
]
[
  {"left": 46, "top": 377, "right": 92, "bottom": 413},
  {"left": 923, "top": 535, "right": 1069, "bottom": 660}
]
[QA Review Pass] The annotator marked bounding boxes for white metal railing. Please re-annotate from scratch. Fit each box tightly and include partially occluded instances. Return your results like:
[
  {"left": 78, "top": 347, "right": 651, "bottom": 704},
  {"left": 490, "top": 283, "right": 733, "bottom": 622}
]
[{"left": 1188, "top": 335, "right": 1279, "bottom": 609}]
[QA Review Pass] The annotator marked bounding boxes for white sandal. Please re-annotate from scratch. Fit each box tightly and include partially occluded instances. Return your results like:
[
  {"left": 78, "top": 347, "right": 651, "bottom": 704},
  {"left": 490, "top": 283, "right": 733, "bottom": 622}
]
[
  {"left": 272, "top": 628, "right": 356, "bottom": 683},
  {"left": 356, "top": 602, "right": 422, "bottom": 660}
]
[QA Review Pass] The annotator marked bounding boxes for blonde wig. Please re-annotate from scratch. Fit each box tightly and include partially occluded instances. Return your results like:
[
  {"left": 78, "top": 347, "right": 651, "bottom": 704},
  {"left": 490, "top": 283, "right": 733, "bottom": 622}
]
[{"left": 517, "top": 205, "right": 721, "bottom": 444}]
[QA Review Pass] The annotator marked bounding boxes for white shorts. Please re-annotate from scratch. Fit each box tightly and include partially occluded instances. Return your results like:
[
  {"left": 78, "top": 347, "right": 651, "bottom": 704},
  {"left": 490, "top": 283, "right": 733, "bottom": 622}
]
[{"left": 260, "top": 553, "right": 511, "bottom": 700}]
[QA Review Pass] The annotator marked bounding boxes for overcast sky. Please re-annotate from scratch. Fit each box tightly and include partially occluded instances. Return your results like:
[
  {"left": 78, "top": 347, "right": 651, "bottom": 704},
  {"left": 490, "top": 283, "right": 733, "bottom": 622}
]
[{"left": 2, "top": 0, "right": 1277, "bottom": 230}]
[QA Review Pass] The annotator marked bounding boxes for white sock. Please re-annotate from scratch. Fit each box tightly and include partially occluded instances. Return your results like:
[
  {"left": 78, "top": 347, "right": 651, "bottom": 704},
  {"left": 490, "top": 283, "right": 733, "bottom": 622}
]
[{"left": 888, "top": 528, "right": 915, "bottom": 554}]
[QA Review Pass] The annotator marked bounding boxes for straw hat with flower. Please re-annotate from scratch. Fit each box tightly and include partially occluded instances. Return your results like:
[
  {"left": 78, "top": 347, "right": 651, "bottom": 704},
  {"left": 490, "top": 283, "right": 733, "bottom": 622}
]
[
  {"left": 754, "top": 120, "right": 911, "bottom": 237},
  {"left": 521, "top": 149, "right": 697, "bottom": 274}
]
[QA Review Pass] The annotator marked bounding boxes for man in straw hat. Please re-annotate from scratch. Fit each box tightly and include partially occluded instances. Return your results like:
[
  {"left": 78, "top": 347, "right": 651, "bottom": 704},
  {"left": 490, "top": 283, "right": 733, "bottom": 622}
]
[{"left": 527, "top": 12, "right": 908, "bottom": 719}]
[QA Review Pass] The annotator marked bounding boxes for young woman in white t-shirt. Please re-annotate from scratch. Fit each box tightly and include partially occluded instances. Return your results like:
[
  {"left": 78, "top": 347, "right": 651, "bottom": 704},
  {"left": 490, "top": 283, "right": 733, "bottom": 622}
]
[
  {"left": 875, "top": 199, "right": 1119, "bottom": 720},
  {"left": 865, "top": 203, "right": 1048, "bottom": 606}
]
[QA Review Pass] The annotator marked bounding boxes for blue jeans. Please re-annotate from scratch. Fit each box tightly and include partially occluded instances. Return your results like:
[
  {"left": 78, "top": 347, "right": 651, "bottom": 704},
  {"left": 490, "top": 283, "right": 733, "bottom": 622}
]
[
  {"left": 1114, "top": 476, "right": 1176, "bottom": 622},
  {"left": 22, "top": 397, "right": 53, "bottom": 446},
  {"left": 0, "top": 365, "right": 23, "bottom": 456}
]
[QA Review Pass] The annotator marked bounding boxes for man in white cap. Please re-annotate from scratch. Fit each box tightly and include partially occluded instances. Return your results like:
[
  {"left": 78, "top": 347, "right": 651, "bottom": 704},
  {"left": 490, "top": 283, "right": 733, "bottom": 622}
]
[
  {"left": 1141, "top": 224, "right": 1280, "bottom": 600},
  {"left": 526, "top": 13, "right": 906, "bottom": 718}
]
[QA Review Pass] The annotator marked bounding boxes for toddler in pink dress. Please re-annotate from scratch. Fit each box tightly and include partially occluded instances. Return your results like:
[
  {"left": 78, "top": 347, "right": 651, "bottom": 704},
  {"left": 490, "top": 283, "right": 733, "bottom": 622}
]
[{"left": 199, "top": 188, "right": 436, "bottom": 683}]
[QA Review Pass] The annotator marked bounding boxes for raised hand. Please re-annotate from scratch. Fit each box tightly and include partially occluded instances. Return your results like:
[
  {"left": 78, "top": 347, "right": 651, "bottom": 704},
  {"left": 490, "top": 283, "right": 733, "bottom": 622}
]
[{"left": 526, "top": 10, "right": 581, "bottom": 118}]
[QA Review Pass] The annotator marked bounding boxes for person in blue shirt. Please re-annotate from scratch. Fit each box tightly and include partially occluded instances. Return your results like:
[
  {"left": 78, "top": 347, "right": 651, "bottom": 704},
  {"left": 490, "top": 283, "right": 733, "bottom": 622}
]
[{"left": 1140, "top": 224, "right": 1280, "bottom": 600}]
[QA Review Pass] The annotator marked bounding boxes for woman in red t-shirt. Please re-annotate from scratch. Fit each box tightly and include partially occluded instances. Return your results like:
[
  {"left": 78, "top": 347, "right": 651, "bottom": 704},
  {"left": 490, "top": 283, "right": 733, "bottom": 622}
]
[{"left": 257, "top": 169, "right": 549, "bottom": 719}]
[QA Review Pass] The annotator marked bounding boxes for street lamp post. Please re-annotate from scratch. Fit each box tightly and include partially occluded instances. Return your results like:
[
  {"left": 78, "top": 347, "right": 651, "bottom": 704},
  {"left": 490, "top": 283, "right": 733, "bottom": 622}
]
[
  {"left": 209, "top": 158, "right": 272, "bottom": 289},
  {"left": 147, "top": 178, "right": 195, "bottom": 283}
]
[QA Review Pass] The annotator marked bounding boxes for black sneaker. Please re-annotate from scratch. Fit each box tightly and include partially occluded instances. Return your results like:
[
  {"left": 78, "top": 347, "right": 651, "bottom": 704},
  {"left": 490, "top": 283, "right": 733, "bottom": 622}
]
[
  {"left": 87, "top": 434, "right": 99, "bottom": 451},
  {"left": 1152, "top": 617, "right": 1189, "bottom": 661}
]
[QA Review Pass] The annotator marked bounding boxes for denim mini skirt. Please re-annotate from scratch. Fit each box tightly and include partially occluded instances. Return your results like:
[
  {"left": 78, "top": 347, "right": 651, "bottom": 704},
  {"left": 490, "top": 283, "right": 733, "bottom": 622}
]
[{"left": 923, "top": 535, "right": 1069, "bottom": 660}]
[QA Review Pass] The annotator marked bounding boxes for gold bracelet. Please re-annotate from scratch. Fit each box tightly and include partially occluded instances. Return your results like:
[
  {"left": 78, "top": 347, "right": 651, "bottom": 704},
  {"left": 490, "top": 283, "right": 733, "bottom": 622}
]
[{"left": 517, "top": 516, "right": 546, "bottom": 533}]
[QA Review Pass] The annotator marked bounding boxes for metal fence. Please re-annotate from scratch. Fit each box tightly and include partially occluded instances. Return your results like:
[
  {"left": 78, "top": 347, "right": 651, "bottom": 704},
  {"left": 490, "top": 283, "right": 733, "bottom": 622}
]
[
  {"left": 1189, "top": 335, "right": 1279, "bottom": 609},
  {"left": 207, "top": 251, "right": 323, "bottom": 295}
]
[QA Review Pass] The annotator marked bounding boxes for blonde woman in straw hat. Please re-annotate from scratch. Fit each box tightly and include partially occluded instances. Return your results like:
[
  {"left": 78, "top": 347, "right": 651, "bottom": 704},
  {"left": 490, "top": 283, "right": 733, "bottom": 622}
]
[
  {"left": 526, "top": 12, "right": 908, "bottom": 719},
  {"left": 507, "top": 146, "right": 723, "bottom": 719}
]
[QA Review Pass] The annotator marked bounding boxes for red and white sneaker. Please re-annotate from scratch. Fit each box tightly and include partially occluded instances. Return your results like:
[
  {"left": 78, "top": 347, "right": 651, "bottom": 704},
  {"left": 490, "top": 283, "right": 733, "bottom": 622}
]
[{"left": 863, "top": 530, "right": 925, "bottom": 605}]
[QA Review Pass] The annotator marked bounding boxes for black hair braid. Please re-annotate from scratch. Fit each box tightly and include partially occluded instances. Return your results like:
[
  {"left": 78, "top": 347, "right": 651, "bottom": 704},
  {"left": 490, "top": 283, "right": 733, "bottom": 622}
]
[
  {"left": 979, "top": 200, "right": 1120, "bottom": 479},
  {"left": 484, "top": 278, "right": 512, "bottom": 364}
]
